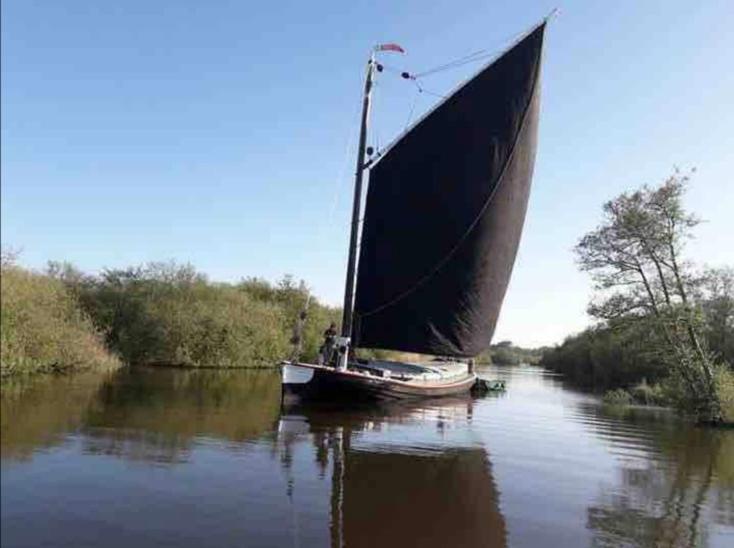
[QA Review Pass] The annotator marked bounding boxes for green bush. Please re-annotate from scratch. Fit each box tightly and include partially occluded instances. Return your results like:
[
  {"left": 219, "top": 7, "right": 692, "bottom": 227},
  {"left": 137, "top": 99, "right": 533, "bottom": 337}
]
[
  {"left": 662, "top": 363, "right": 734, "bottom": 423},
  {"left": 603, "top": 388, "right": 633, "bottom": 406},
  {"left": 716, "top": 368, "right": 734, "bottom": 423},
  {"left": 1, "top": 264, "right": 120, "bottom": 376},
  {"left": 629, "top": 379, "right": 667, "bottom": 406},
  {"left": 73, "top": 263, "right": 292, "bottom": 368},
  {"left": 44, "top": 262, "right": 342, "bottom": 368},
  {"left": 238, "top": 275, "right": 341, "bottom": 363},
  {"left": 540, "top": 320, "right": 668, "bottom": 391}
]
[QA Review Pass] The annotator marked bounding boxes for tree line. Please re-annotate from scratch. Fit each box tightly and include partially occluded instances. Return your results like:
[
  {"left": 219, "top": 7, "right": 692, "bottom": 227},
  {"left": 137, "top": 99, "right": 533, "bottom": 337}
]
[
  {"left": 478, "top": 341, "right": 544, "bottom": 366},
  {"left": 1, "top": 255, "right": 340, "bottom": 376}
]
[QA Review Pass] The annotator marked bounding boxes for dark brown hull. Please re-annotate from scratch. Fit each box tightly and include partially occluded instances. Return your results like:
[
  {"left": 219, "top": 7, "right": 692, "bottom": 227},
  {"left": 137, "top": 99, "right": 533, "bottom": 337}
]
[{"left": 283, "top": 362, "right": 476, "bottom": 401}]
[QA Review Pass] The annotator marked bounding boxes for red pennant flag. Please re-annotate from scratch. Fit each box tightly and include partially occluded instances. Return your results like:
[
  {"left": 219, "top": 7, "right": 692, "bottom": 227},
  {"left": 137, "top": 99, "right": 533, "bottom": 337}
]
[{"left": 375, "top": 43, "right": 405, "bottom": 54}]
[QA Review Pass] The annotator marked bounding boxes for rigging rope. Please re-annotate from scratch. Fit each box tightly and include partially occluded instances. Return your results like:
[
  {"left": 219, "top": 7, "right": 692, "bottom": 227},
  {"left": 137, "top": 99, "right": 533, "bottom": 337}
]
[
  {"left": 367, "top": 15, "right": 553, "bottom": 168},
  {"left": 325, "top": 80, "right": 364, "bottom": 231},
  {"left": 377, "top": 18, "right": 548, "bottom": 92},
  {"left": 410, "top": 9, "right": 556, "bottom": 80},
  {"left": 412, "top": 50, "right": 500, "bottom": 78},
  {"left": 413, "top": 80, "right": 447, "bottom": 100},
  {"left": 372, "top": 36, "right": 517, "bottom": 142},
  {"left": 403, "top": 88, "right": 420, "bottom": 132},
  {"left": 371, "top": 78, "right": 382, "bottom": 160}
]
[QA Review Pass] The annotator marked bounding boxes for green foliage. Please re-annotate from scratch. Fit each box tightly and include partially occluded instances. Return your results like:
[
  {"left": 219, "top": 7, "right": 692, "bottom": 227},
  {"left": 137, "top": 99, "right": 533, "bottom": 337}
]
[
  {"left": 603, "top": 382, "right": 667, "bottom": 407},
  {"left": 603, "top": 388, "right": 633, "bottom": 406},
  {"left": 629, "top": 379, "right": 667, "bottom": 406},
  {"left": 540, "top": 319, "right": 668, "bottom": 391},
  {"left": 478, "top": 341, "right": 543, "bottom": 365},
  {"left": 716, "top": 368, "right": 734, "bottom": 423},
  {"left": 1, "top": 263, "right": 120, "bottom": 376},
  {"left": 661, "top": 362, "right": 734, "bottom": 422},
  {"left": 571, "top": 170, "right": 729, "bottom": 423},
  {"left": 699, "top": 266, "right": 734, "bottom": 368},
  {"left": 4, "top": 253, "right": 346, "bottom": 374},
  {"left": 237, "top": 275, "right": 341, "bottom": 363},
  {"left": 67, "top": 262, "right": 292, "bottom": 368}
]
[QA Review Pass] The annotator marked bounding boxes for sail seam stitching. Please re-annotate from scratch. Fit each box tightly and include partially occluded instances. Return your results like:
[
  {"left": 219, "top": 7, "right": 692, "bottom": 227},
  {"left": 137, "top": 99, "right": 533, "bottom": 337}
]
[{"left": 357, "top": 51, "right": 542, "bottom": 320}]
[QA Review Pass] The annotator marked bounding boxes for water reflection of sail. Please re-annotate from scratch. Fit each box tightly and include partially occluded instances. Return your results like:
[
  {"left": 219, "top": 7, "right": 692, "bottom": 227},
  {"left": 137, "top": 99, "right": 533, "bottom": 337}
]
[
  {"left": 341, "top": 448, "right": 504, "bottom": 548},
  {"left": 278, "top": 399, "right": 507, "bottom": 548}
]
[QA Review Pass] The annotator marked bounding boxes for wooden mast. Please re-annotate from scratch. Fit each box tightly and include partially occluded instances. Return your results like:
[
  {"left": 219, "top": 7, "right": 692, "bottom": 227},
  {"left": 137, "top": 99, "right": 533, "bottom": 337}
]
[{"left": 340, "top": 52, "right": 375, "bottom": 346}]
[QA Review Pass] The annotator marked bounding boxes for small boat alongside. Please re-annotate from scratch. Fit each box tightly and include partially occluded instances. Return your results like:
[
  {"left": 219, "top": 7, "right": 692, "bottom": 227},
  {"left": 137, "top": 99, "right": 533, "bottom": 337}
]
[{"left": 282, "top": 19, "right": 548, "bottom": 401}]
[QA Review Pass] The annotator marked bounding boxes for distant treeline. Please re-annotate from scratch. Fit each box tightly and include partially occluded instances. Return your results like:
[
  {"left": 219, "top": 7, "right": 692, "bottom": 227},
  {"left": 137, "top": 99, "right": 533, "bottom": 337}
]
[
  {"left": 541, "top": 320, "right": 669, "bottom": 392},
  {"left": 1, "top": 256, "right": 340, "bottom": 376},
  {"left": 478, "top": 341, "right": 544, "bottom": 366},
  {"left": 538, "top": 288, "right": 734, "bottom": 424},
  {"left": 539, "top": 310, "right": 734, "bottom": 417},
  {"left": 540, "top": 300, "right": 734, "bottom": 392}
]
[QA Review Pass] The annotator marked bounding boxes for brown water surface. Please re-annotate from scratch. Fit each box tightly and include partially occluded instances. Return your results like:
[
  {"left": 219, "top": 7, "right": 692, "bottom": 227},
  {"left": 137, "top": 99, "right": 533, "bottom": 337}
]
[{"left": 1, "top": 366, "right": 732, "bottom": 547}]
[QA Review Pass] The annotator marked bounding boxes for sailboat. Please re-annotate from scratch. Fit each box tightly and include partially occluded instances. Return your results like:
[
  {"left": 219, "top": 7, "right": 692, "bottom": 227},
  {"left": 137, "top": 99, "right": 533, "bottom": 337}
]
[{"left": 282, "top": 20, "right": 547, "bottom": 400}]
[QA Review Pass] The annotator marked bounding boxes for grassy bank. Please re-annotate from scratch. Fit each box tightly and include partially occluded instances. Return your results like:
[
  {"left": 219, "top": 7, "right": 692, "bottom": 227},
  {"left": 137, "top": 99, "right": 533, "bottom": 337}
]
[{"left": 1, "top": 263, "right": 120, "bottom": 377}]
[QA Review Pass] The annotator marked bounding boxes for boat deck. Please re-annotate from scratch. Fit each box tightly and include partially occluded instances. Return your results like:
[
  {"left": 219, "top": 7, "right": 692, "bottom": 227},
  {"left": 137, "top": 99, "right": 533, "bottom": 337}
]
[{"left": 349, "top": 359, "right": 469, "bottom": 382}]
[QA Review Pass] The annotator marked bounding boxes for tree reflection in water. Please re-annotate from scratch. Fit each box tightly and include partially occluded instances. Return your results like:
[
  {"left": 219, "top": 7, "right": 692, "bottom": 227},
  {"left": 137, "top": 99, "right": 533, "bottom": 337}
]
[
  {"left": 81, "top": 367, "right": 282, "bottom": 462},
  {"left": 579, "top": 403, "right": 733, "bottom": 547},
  {"left": 1, "top": 371, "right": 116, "bottom": 460},
  {"left": 1, "top": 367, "right": 282, "bottom": 463}
]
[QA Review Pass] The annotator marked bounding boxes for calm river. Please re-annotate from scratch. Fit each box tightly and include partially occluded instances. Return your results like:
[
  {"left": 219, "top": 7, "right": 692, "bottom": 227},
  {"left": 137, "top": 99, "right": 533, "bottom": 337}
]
[{"left": 1, "top": 365, "right": 732, "bottom": 547}]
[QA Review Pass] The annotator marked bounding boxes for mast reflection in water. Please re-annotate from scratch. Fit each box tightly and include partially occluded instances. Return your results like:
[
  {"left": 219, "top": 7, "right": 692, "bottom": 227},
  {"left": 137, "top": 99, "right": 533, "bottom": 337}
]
[{"left": 277, "top": 399, "right": 506, "bottom": 548}]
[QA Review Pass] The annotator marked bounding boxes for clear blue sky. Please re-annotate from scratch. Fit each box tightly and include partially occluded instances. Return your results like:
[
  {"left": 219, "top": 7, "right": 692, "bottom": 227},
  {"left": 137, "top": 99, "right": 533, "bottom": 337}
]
[{"left": 2, "top": 1, "right": 733, "bottom": 347}]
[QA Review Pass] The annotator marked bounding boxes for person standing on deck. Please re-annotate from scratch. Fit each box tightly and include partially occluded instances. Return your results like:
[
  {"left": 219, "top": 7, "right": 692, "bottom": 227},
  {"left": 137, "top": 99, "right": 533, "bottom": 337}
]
[
  {"left": 289, "top": 310, "right": 308, "bottom": 363},
  {"left": 319, "top": 322, "right": 338, "bottom": 366}
]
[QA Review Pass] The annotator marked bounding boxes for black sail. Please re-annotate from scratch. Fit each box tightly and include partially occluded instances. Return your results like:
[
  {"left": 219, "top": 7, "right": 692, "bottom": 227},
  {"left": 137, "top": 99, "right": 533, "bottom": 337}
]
[{"left": 352, "top": 23, "right": 545, "bottom": 357}]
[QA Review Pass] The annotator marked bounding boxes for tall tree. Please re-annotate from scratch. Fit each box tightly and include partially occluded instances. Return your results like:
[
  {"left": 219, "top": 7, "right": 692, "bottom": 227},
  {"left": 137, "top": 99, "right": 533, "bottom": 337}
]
[{"left": 575, "top": 170, "right": 723, "bottom": 422}]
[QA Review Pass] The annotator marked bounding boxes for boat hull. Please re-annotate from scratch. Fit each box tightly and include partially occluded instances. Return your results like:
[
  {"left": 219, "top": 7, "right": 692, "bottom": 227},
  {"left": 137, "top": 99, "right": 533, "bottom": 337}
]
[{"left": 282, "top": 362, "right": 477, "bottom": 401}]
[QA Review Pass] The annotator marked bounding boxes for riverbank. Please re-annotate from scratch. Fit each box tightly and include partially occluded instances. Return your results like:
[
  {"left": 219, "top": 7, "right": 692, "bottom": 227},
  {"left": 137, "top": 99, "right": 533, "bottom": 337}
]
[
  {"left": 540, "top": 326, "right": 734, "bottom": 424},
  {"left": 3, "top": 258, "right": 731, "bottom": 425},
  {"left": 1, "top": 259, "right": 339, "bottom": 378},
  {"left": 0, "top": 263, "right": 121, "bottom": 377}
]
